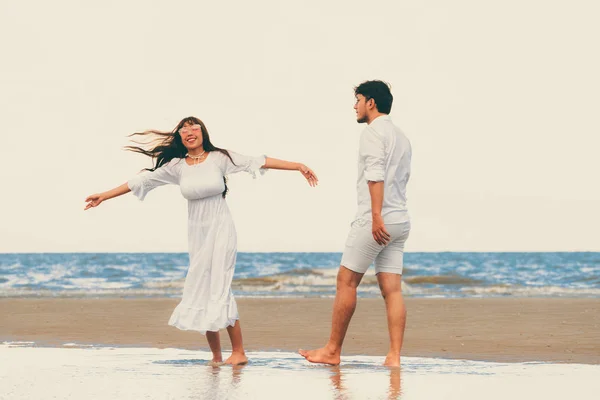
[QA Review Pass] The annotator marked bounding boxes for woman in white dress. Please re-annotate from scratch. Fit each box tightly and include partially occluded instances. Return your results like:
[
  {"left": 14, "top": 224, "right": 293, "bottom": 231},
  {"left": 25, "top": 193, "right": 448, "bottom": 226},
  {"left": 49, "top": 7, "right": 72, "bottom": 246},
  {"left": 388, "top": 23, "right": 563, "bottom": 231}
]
[{"left": 84, "top": 116, "right": 318, "bottom": 365}]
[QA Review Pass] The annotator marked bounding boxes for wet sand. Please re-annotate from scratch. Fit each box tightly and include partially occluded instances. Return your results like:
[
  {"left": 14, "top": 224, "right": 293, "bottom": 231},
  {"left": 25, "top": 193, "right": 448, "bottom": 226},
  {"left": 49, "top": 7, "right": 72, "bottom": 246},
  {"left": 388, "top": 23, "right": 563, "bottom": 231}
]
[{"left": 1, "top": 298, "right": 598, "bottom": 364}]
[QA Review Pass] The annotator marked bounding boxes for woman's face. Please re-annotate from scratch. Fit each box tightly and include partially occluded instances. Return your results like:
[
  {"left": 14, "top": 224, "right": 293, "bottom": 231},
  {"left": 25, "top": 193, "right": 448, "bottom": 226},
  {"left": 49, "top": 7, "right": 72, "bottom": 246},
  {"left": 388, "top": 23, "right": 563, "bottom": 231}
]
[{"left": 179, "top": 122, "right": 204, "bottom": 151}]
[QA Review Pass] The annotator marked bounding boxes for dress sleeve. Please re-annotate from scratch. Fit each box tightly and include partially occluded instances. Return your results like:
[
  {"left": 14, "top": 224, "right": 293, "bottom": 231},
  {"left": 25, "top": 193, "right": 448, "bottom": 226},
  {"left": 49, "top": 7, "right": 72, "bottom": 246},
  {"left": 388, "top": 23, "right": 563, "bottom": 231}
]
[
  {"left": 127, "top": 159, "right": 182, "bottom": 201},
  {"left": 216, "top": 151, "right": 267, "bottom": 178},
  {"left": 359, "top": 127, "right": 386, "bottom": 182}
]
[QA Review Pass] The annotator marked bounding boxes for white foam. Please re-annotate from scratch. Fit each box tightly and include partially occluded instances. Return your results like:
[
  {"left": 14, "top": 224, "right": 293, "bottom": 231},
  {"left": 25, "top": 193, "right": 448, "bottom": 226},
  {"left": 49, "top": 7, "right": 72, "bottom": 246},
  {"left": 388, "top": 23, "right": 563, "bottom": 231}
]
[
  {"left": 0, "top": 344, "right": 598, "bottom": 400},
  {"left": 461, "top": 285, "right": 600, "bottom": 297},
  {"left": 2, "top": 341, "right": 35, "bottom": 347},
  {"left": 143, "top": 278, "right": 185, "bottom": 289}
]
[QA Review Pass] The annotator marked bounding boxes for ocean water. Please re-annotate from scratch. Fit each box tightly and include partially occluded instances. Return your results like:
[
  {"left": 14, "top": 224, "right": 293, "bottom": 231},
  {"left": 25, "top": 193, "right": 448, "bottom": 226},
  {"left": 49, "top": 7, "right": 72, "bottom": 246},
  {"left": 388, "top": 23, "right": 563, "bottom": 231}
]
[
  {"left": 1, "top": 343, "right": 598, "bottom": 400},
  {"left": 0, "top": 252, "right": 599, "bottom": 298}
]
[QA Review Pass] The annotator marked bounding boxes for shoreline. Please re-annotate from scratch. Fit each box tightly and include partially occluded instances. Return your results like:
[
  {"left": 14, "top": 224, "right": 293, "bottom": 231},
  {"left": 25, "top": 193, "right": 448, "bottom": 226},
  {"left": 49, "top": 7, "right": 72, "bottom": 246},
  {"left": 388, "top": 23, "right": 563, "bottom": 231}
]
[{"left": 1, "top": 297, "right": 599, "bottom": 365}]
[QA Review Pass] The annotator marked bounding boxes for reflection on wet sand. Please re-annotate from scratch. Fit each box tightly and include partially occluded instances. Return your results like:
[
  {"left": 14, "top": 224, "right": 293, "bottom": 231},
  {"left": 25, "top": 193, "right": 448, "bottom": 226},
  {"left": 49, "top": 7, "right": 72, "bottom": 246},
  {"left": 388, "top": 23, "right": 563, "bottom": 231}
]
[
  {"left": 3, "top": 346, "right": 598, "bottom": 399},
  {"left": 329, "top": 366, "right": 348, "bottom": 400},
  {"left": 201, "top": 363, "right": 247, "bottom": 399},
  {"left": 329, "top": 366, "right": 402, "bottom": 399},
  {"left": 231, "top": 364, "right": 245, "bottom": 386},
  {"left": 388, "top": 367, "right": 402, "bottom": 399}
]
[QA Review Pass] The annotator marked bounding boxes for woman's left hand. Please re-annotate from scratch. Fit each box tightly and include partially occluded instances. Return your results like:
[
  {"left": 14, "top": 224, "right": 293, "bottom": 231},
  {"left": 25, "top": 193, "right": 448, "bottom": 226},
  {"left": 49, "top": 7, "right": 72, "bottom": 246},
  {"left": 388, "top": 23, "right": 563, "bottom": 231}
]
[{"left": 298, "top": 164, "right": 318, "bottom": 187}]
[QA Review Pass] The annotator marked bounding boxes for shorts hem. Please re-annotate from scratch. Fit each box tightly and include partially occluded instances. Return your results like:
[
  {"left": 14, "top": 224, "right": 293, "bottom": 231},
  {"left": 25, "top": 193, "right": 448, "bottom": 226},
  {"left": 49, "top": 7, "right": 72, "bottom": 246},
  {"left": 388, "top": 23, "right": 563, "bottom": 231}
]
[
  {"left": 340, "top": 262, "right": 368, "bottom": 274},
  {"left": 375, "top": 266, "right": 403, "bottom": 275}
]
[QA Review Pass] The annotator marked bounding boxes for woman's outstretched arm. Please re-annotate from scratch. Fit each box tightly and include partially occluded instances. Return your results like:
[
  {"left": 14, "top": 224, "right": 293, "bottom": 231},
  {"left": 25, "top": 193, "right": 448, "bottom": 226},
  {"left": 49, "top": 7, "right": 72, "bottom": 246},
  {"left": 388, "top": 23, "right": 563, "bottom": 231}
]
[
  {"left": 84, "top": 183, "right": 131, "bottom": 210},
  {"left": 263, "top": 157, "right": 319, "bottom": 187}
]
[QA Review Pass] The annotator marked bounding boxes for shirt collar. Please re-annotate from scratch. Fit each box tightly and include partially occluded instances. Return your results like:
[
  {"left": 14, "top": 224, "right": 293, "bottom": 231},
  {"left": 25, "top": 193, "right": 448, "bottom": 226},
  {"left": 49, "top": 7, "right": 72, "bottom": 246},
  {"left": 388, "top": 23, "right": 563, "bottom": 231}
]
[{"left": 369, "top": 114, "right": 391, "bottom": 125}]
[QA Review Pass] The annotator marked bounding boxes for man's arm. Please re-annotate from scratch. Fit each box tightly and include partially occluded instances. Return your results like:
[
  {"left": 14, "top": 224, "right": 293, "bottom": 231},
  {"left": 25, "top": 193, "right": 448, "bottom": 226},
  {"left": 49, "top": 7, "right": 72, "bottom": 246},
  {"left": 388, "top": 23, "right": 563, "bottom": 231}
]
[
  {"left": 368, "top": 181, "right": 390, "bottom": 245},
  {"left": 361, "top": 127, "right": 390, "bottom": 245}
]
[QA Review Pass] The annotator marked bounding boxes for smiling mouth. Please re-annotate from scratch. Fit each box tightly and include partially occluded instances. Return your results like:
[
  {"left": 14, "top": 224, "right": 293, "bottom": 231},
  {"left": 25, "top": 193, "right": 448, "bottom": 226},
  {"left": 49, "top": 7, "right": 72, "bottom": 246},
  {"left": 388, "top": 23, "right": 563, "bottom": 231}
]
[{"left": 186, "top": 137, "right": 197, "bottom": 143}]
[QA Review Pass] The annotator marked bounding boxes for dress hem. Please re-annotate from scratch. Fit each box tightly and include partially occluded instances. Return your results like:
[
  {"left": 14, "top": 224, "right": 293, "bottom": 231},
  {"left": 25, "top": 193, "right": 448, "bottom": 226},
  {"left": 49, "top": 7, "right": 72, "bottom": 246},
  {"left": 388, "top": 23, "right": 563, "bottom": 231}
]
[
  {"left": 168, "top": 299, "right": 239, "bottom": 335},
  {"left": 168, "top": 317, "right": 239, "bottom": 335}
]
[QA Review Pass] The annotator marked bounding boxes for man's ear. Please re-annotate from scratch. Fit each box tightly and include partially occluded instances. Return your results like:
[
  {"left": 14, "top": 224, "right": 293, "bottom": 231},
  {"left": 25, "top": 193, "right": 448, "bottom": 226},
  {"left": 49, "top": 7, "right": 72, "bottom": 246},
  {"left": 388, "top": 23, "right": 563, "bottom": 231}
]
[{"left": 367, "top": 98, "right": 375, "bottom": 110}]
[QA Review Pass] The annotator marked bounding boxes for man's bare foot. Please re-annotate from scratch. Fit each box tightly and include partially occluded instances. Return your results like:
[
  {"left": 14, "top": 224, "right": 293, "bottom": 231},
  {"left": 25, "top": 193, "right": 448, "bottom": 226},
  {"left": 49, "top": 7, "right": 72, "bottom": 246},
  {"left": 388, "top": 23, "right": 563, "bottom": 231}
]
[
  {"left": 224, "top": 352, "right": 248, "bottom": 366},
  {"left": 298, "top": 347, "right": 341, "bottom": 365},
  {"left": 383, "top": 352, "right": 401, "bottom": 367}
]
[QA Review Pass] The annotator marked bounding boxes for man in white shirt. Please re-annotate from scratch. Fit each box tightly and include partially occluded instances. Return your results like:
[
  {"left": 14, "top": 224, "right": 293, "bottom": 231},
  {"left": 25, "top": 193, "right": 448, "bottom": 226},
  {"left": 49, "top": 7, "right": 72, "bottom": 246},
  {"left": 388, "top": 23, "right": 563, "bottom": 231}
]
[{"left": 300, "top": 80, "right": 412, "bottom": 367}]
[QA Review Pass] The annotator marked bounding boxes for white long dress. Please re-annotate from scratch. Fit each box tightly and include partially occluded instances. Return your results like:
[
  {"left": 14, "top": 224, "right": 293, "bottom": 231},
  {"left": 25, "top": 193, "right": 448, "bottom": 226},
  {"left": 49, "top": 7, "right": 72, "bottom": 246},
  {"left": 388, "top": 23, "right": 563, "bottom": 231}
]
[{"left": 127, "top": 151, "right": 266, "bottom": 334}]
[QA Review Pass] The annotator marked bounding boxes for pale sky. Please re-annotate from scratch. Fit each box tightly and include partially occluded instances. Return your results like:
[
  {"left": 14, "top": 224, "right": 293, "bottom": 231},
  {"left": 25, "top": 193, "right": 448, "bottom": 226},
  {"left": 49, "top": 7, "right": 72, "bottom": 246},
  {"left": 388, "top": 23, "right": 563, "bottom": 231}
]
[{"left": 1, "top": 0, "right": 599, "bottom": 252}]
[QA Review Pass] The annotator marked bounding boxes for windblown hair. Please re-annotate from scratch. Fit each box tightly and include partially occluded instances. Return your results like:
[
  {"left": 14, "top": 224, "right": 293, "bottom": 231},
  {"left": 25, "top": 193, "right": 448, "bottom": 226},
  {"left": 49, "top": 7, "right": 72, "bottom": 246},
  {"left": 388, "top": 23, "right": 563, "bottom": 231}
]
[
  {"left": 125, "top": 116, "right": 235, "bottom": 197},
  {"left": 354, "top": 80, "right": 393, "bottom": 114}
]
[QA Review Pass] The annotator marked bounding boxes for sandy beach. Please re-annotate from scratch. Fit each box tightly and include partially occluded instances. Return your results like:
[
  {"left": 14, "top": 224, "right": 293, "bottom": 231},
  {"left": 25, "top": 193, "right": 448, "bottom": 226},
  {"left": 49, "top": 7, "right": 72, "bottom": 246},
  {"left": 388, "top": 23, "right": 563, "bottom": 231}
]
[{"left": 1, "top": 297, "right": 598, "bottom": 364}]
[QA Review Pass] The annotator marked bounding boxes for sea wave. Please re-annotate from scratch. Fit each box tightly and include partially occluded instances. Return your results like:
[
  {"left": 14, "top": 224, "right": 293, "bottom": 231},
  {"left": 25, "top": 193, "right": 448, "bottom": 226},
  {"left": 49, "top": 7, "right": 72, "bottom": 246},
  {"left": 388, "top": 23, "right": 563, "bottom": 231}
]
[
  {"left": 404, "top": 275, "right": 483, "bottom": 285},
  {"left": 2, "top": 283, "right": 600, "bottom": 299},
  {"left": 1, "top": 252, "right": 599, "bottom": 299}
]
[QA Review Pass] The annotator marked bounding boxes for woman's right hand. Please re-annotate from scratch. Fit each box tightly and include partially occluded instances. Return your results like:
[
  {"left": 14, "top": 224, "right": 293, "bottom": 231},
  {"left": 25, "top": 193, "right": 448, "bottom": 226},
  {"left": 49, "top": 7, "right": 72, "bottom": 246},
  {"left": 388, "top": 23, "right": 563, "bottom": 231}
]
[
  {"left": 84, "top": 193, "right": 106, "bottom": 210},
  {"left": 298, "top": 164, "right": 319, "bottom": 187}
]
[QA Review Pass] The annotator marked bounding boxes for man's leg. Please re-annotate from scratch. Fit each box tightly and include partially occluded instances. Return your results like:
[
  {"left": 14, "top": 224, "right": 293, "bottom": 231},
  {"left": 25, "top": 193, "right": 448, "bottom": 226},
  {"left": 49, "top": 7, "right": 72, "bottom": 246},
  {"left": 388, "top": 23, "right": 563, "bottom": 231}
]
[
  {"left": 299, "top": 266, "right": 364, "bottom": 365},
  {"left": 377, "top": 272, "right": 407, "bottom": 367}
]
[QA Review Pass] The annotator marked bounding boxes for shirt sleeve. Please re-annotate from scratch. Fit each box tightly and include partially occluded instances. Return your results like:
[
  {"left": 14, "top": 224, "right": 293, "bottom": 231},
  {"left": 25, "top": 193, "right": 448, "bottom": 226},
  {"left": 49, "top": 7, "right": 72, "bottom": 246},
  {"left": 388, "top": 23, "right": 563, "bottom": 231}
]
[
  {"left": 127, "top": 159, "right": 181, "bottom": 201},
  {"left": 216, "top": 151, "right": 267, "bottom": 178},
  {"left": 359, "top": 127, "right": 386, "bottom": 182}
]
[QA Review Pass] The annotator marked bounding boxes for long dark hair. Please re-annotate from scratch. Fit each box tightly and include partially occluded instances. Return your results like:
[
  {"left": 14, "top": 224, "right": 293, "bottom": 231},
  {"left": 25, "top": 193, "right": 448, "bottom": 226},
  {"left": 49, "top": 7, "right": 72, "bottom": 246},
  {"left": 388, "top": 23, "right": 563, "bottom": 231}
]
[{"left": 125, "top": 116, "right": 235, "bottom": 197}]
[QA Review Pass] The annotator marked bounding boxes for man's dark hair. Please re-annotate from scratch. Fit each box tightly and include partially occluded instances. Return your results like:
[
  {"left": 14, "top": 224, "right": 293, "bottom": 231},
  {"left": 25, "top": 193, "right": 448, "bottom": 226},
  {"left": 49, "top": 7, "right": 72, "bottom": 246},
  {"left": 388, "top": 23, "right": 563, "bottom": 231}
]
[{"left": 354, "top": 80, "right": 393, "bottom": 114}]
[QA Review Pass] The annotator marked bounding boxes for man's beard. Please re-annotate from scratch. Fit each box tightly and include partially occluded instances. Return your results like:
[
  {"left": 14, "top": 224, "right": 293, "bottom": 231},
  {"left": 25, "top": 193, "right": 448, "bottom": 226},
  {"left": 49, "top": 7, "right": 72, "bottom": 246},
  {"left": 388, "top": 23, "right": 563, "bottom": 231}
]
[{"left": 356, "top": 115, "right": 368, "bottom": 124}]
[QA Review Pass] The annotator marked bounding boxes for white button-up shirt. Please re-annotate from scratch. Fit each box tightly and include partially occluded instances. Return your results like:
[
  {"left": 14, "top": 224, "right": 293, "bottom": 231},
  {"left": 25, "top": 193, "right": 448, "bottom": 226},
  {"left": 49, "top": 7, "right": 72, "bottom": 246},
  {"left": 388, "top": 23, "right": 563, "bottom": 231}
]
[{"left": 355, "top": 115, "right": 412, "bottom": 224}]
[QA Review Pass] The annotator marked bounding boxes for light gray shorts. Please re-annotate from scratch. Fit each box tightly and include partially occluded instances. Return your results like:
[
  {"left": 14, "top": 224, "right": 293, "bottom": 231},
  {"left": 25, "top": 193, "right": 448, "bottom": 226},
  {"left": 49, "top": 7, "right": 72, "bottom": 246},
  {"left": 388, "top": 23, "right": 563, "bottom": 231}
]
[{"left": 340, "top": 219, "right": 411, "bottom": 275}]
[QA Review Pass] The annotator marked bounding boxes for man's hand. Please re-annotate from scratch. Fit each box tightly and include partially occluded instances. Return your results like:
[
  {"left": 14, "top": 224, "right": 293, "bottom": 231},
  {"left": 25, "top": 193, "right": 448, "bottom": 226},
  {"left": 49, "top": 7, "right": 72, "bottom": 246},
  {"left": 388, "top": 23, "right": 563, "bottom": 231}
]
[{"left": 372, "top": 214, "right": 391, "bottom": 246}]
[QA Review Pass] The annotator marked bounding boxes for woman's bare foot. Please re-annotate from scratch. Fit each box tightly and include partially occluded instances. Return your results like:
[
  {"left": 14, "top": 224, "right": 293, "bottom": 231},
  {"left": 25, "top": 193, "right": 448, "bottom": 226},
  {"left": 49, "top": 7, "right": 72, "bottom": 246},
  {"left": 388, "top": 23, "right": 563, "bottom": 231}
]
[
  {"left": 208, "top": 354, "right": 224, "bottom": 367},
  {"left": 298, "top": 347, "right": 341, "bottom": 365},
  {"left": 224, "top": 351, "right": 248, "bottom": 366},
  {"left": 208, "top": 360, "right": 224, "bottom": 367},
  {"left": 383, "top": 352, "right": 401, "bottom": 367}
]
